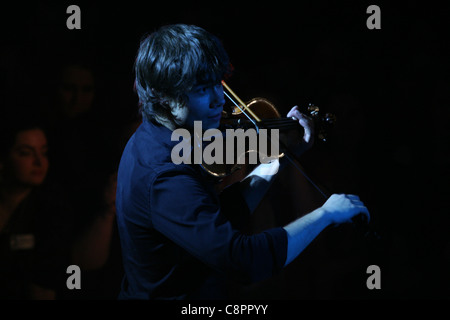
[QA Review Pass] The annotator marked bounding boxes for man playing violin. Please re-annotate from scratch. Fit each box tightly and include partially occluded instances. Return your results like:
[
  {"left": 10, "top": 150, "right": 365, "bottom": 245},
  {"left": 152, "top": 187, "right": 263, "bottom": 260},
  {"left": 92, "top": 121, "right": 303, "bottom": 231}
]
[{"left": 115, "top": 24, "right": 370, "bottom": 299}]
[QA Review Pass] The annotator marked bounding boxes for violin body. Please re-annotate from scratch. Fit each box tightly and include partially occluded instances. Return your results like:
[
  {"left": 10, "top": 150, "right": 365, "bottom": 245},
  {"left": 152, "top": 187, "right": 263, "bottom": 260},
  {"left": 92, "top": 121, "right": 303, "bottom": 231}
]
[
  {"left": 201, "top": 97, "right": 291, "bottom": 181},
  {"left": 201, "top": 94, "right": 335, "bottom": 181},
  {"left": 222, "top": 97, "right": 282, "bottom": 123}
]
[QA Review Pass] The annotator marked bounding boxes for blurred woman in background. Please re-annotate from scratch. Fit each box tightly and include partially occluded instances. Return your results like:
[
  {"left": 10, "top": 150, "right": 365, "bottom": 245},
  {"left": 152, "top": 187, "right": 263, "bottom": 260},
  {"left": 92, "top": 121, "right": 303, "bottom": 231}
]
[{"left": 0, "top": 112, "right": 74, "bottom": 299}]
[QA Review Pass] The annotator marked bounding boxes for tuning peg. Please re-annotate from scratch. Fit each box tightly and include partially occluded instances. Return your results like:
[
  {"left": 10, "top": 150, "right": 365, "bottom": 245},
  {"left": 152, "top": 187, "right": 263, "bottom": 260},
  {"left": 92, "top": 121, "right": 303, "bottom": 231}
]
[
  {"left": 324, "top": 113, "right": 337, "bottom": 125},
  {"left": 307, "top": 103, "right": 320, "bottom": 117}
]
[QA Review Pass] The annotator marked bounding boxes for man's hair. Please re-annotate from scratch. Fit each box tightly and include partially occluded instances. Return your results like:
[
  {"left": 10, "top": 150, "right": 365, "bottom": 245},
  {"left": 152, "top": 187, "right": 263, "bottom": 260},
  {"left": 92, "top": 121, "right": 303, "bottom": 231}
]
[{"left": 134, "top": 24, "right": 230, "bottom": 127}]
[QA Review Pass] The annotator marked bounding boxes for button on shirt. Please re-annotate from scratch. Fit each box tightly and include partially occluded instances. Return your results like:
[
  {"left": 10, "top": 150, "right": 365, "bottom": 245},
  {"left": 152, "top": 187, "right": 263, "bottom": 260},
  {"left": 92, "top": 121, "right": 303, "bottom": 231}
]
[{"left": 116, "top": 119, "right": 287, "bottom": 299}]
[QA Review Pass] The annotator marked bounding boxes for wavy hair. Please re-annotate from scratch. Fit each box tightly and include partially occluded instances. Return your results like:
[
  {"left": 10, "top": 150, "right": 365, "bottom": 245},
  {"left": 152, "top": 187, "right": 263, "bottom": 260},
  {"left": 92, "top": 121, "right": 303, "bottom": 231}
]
[{"left": 134, "top": 24, "right": 231, "bottom": 128}]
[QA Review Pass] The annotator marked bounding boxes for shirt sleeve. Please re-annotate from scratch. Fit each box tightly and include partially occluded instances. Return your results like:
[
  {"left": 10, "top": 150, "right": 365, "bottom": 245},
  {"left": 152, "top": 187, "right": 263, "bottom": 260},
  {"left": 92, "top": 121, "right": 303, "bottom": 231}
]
[{"left": 149, "top": 168, "right": 287, "bottom": 284}]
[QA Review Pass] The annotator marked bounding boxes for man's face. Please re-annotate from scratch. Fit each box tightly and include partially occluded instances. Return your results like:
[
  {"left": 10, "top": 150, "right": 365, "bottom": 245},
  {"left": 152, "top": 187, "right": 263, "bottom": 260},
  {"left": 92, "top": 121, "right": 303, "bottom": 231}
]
[{"left": 184, "top": 82, "right": 225, "bottom": 130}]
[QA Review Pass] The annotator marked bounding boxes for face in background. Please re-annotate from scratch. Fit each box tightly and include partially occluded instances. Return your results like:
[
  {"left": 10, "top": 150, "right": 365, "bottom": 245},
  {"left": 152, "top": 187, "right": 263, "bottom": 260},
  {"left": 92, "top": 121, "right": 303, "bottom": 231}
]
[
  {"left": 184, "top": 82, "right": 225, "bottom": 130},
  {"left": 1, "top": 129, "right": 49, "bottom": 188},
  {"left": 58, "top": 65, "right": 95, "bottom": 118}
]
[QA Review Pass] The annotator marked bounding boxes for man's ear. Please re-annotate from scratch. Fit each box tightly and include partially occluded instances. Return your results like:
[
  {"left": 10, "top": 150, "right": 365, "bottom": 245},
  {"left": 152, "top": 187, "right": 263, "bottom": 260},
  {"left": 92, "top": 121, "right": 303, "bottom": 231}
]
[{"left": 170, "top": 102, "right": 188, "bottom": 125}]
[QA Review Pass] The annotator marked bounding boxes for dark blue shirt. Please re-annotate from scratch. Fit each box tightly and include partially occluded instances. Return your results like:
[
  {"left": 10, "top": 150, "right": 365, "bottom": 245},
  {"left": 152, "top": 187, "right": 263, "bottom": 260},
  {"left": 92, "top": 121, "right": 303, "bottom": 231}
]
[{"left": 116, "top": 119, "right": 287, "bottom": 299}]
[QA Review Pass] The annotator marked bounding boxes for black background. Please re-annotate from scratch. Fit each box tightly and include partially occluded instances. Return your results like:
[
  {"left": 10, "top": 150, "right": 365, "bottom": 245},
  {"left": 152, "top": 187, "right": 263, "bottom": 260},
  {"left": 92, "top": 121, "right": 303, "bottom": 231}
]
[{"left": 1, "top": 1, "right": 450, "bottom": 301}]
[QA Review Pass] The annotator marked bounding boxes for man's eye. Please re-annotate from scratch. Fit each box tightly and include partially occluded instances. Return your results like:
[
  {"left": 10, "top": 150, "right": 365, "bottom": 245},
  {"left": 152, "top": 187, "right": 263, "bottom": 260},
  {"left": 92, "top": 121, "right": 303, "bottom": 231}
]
[{"left": 196, "top": 86, "right": 208, "bottom": 94}]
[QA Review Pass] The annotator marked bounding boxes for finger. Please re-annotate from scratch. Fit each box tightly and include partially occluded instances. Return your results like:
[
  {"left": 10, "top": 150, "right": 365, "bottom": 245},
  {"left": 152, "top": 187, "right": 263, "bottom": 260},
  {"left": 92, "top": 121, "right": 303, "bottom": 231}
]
[
  {"left": 346, "top": 194, "right": 360, "bottom": 201},
  {"left": 287, "top": 108, "right": 301, "bottom": 120},
  {"left": 289, "top": 112, "right": 313, "bottom": 129},
  {"left": 288, "top": 110, "right": 313, "bottom": 124},
  {"left": 357, "top": 205, "right": 371, "bottom": 223},
  {"left": 287, "top": 107, "right": 313, "bottom": 124},
  {"left": 298, "top": 117, "right": 314, "bottom": 136},
  {"left": 286, "top": 105, "right": 299, "bottom": 118}
]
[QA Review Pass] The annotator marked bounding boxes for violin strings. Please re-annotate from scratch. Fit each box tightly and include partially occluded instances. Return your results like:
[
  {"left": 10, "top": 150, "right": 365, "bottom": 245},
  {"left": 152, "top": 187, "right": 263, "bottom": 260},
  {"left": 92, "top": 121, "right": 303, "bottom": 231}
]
[
  {"left": 258, "top": 118, "right": 299, "bottom": 130},
  {"left": 259, "top": 118, "right": 297, "bottom": 124},
  {"left": 223, "top": 90, "right": 260, "bottom": 134}
]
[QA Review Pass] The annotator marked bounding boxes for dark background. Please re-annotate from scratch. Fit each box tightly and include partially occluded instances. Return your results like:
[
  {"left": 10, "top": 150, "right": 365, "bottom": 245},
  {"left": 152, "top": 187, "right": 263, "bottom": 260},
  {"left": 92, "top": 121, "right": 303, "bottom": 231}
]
[{"left": 1, "top": 1, "right": 449, "bottom": 299}]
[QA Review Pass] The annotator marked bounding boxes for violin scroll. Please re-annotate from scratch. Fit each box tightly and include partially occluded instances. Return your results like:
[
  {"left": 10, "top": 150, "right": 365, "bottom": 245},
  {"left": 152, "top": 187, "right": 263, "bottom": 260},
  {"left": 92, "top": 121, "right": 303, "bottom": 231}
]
[{"left": 304, "top": 103, "right": 337, "bottom": 143}]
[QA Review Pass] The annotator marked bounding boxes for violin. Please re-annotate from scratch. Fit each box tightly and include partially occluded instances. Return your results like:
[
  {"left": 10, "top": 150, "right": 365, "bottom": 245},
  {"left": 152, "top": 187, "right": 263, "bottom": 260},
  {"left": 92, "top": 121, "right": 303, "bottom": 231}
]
[
  {"left": 200, "top": 80, "right": 336, "bottom": 199},
  {"left": 220, "top": 81, "right": 336, "bottom": 143},
  {"left": 204, "top": 81, "right": 380, "bottom": 243}
]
